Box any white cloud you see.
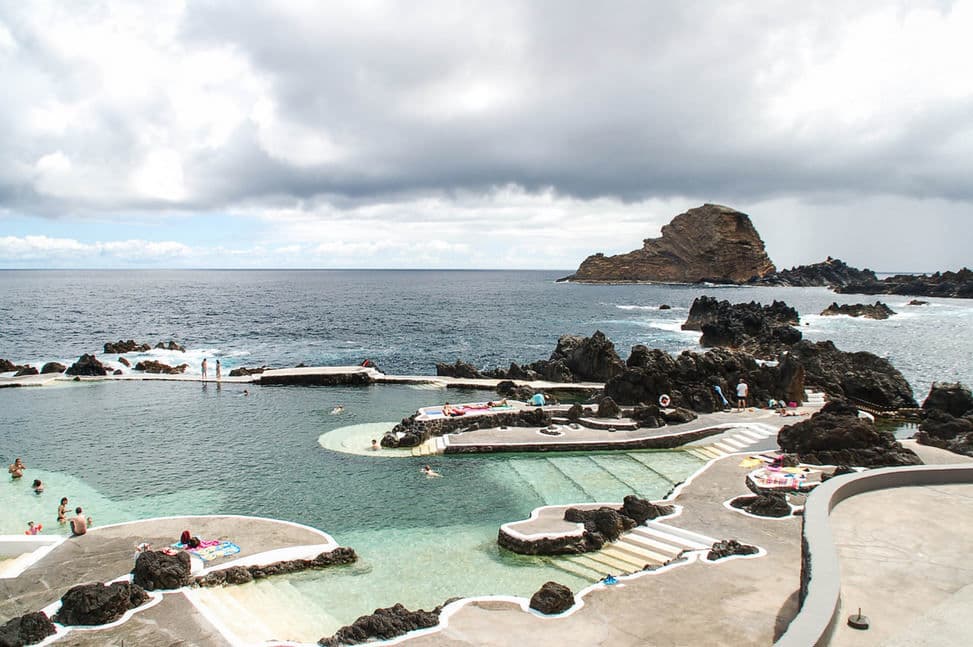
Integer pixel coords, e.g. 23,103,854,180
0,235,192,262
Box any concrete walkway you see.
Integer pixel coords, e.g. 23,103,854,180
0,515,337,646
407,452,805,646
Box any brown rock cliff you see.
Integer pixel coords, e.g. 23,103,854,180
564,204,776,283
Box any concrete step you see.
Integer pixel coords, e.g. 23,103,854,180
684,448,713,461
599,545,654,571
695,446,725,459
732,429,766,442
612,537,671,564
711,441,738,454
622,531,685,559
574,550,637,574
646,522,716,549
720,436,750,449
549,556,603,582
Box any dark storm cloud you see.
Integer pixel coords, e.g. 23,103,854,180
1,1,971,216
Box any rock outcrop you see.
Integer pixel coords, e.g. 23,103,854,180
785,341,916,410
529,582,575,615
730,493,792,518
104,340,151,354
131,550,192,591
65,354,107,377
155,341,186,352
444,331,626,384
707,539,759,561
228,366,267,377
319,603,443,646
915,383,973,458
820,302,896,320
134,360,189,374
777,400,921,467
0,359,30,374
0,611,57,646
757,257,877,287
13,366,38,377
562,204,776,284
384,408,552,448
52,582,150,626
682,296,801,358
836,267,973,299
40,362,66,374
195,547,357,587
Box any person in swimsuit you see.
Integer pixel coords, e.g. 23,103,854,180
201,358,208,381
58,497,69,524
70,507,88,536
8,457,25,479
215,359,222,381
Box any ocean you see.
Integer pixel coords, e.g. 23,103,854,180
2,269,971,638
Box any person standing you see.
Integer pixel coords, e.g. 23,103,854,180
57,497,69,523
215,359,222,381
736,378,749,411
201,358,208,381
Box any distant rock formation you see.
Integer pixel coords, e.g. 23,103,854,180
836,267,973,299
41,362,66,374
777,400,921,467
104,340,151,354
134,360,189,374
228,366,268,377
439,331,626,383
0,359,30,374
820,301,896,320
757,257,877,287
561,204,776,284
915,382,973,458
13,365,38,377
681,296,801,358
65,354,108,377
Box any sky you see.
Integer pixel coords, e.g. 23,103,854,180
0,1,971,272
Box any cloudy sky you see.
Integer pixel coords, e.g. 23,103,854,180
1,1,971,271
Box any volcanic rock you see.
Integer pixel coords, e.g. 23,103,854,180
117,357,131,367
621,495,674,524
0,359,21,373
65,354,107,377
707,539,759,561
596,396,622,418
915,383,973,457
134,360,189,374
228,366,267,377
663,407,698,424
40,362,66,374
659,304,672,310
0,611,56,647
131,550,192,591
529,581,575,615
837,267,973,299
13,366,38,377
778,400,921,467
319,603,442,646
820,301,896,320
564,507,636,546
435,360,483,379
631,404,665,428
758,257,877,288
52,582,149,626
682,296,801,358
562,204,776,284
196,547,358,587
155,340,186,352
104,340,150,354
732,493,792,518
786,340,916,409
908,299,929,306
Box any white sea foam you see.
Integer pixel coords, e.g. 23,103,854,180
615,304,687,312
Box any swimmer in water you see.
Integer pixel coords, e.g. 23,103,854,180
421,465,442,478
371,439,379,451
331,404,345,415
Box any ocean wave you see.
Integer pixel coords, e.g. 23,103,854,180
615,304,687,312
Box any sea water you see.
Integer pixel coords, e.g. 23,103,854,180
2,270,972,636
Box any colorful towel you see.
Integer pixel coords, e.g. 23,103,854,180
171,540,241,562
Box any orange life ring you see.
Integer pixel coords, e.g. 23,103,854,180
659,394,671,407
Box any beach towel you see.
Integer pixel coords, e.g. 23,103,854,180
172,539,241,562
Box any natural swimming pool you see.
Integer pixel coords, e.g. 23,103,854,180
1,380,703,639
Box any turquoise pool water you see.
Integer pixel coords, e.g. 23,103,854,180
0,380,702,634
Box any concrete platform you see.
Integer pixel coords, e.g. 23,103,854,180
0,515,339,646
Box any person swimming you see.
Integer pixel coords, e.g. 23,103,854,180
331,404,345,415
371,439,379,451
421,465,442,478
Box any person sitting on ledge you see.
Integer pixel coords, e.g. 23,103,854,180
529,392,546,407
70,507,90,536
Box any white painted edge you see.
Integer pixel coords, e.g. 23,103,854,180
499,502,684,542
35,584,166,647
198,542,339,575
88,514,336,545
0,536,66,578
